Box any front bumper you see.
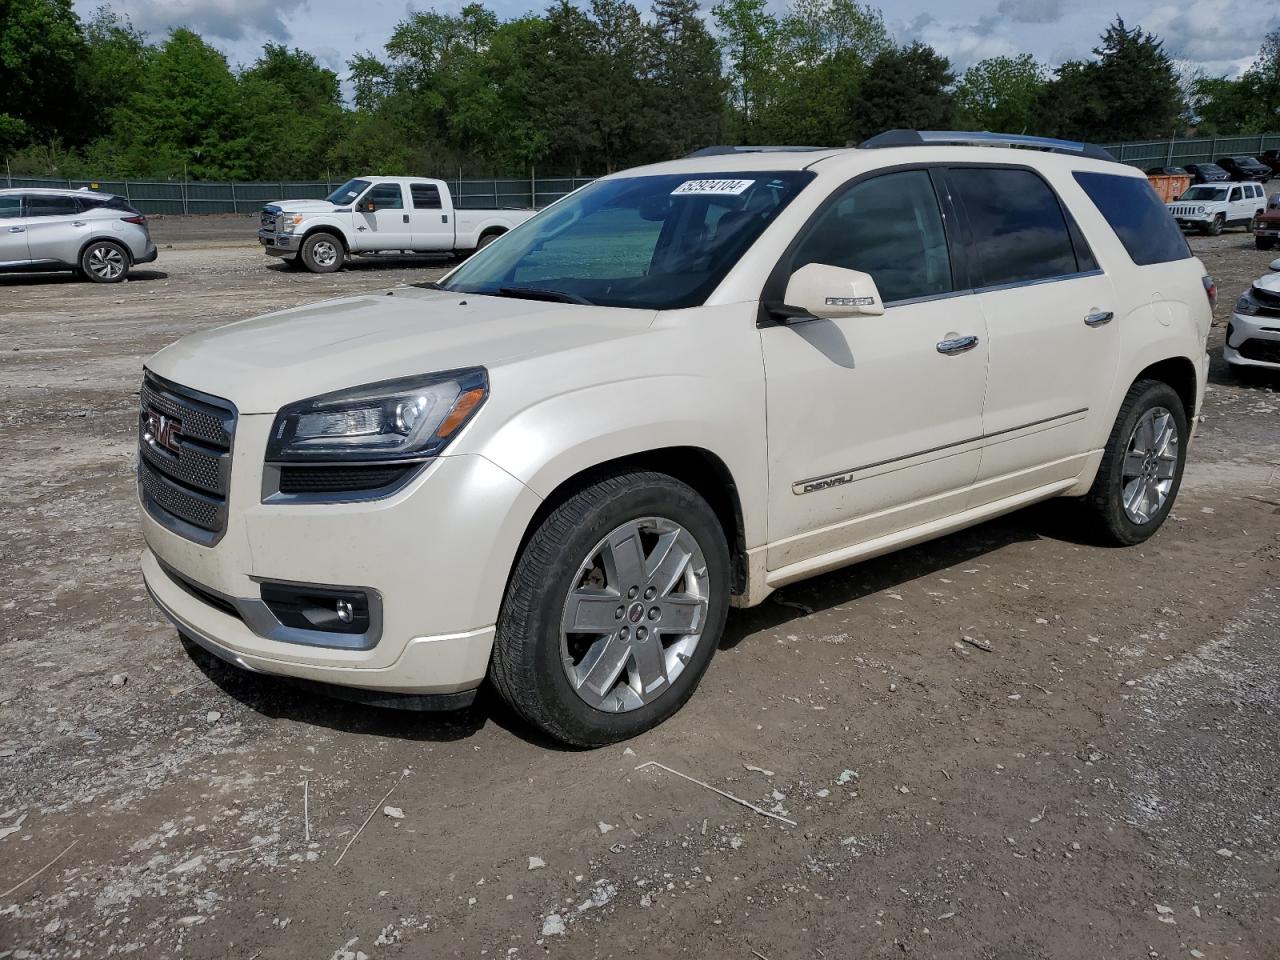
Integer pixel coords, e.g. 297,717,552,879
140,411,543,696
1224,311,1280,369
258,230,301,257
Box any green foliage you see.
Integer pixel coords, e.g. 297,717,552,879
955,54,1047,133
1,1,1276,180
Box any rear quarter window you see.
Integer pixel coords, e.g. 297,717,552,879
1072,172,1191,266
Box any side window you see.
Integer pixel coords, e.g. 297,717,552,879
1229,186,1241,202
1072,171,1191,266
75,196,107,212
947,168,1078,287
26,195,79,217
410,183,442,209
789,169,952,304
0,196,21,219
364,184,404,211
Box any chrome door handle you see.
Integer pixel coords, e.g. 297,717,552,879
1084,311,1114,327
7,226,24,233
936,335,979,355
72,220,87,227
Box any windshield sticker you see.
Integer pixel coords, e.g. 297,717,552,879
672,179,755,196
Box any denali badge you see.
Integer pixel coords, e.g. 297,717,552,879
143,410,183,454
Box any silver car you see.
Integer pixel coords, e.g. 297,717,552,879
0,188,158,283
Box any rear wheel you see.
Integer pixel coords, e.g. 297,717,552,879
477,231,502,250
490,471,730,746
300,232,343,273
80,240,130,283
1078,379,1188,546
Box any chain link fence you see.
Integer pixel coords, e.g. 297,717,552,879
5,134,1278,215
0,172,598,216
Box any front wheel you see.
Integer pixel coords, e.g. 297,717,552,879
1078,379,1188,546
490,471,730,746
1257,237,1276,251
1204,214,1224,236
80,240,130,283
300,232,343,273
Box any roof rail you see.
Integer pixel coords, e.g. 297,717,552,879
857,130,1117,163
685,145,831,158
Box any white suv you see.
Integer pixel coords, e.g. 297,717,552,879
138,131,1211,745
1167,181,1267,235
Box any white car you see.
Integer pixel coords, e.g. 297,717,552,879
258,176,537,273
1167,181,1267,235
141,131,1211,745
1225,257,1280,371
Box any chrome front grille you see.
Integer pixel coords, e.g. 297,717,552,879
138,372,236,544
260,207,278,231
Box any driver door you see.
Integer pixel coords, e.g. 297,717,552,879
760,168,989,570
0,194,29,265
354,182,412,252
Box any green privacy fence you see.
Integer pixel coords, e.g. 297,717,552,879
1101,133,1280,169
0,172,598,216
5,133,1277,214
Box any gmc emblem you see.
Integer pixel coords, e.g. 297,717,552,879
143,409,183,454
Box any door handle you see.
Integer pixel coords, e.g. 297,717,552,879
1084,311,1114,327
936,335,979,355
402,214,410,223
442,214,448,223
72,220,87,227
7,226,24,233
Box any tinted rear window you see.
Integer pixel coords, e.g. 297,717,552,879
948,167,1079,287
1073,172,1191,266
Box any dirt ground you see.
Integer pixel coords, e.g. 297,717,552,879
2,215,1279,960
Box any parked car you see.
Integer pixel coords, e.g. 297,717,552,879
141,131,1210,745
1145,166,1188,176
258,177,537,273
1252,199,1280,250
1184,162,1231,184
1215,155,1274,182
1167,181,1267,234
1224,257,1280,370
1256,150,1280,172
0,188,156,283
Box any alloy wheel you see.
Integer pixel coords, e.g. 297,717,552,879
1121,406,1179,524
559,517,710,713
311,240,338,267
87,244,125,280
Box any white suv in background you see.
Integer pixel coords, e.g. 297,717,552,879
1167,181,1267,235
139,131,1211,746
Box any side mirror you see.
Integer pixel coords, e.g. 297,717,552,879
365,200,377,212
1270,257,1280,272
769,263,885,324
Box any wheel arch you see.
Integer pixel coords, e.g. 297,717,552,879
300,224,349,252
510,447,749,599
1132,355,1199,423
77,234,132,268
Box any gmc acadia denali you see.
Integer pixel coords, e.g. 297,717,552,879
139,131,1212,746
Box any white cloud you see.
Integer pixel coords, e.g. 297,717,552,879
104,0,311,43
1139,0,1279,76
995,0,1063,25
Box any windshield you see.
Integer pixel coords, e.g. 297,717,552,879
440,171,815,309
326,178,370,205
1180,186,1228,201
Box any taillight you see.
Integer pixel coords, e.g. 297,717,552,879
1202,275,1216,310
122,215,146,225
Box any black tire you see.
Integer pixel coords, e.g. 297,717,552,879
1078,379,1188,546
79,240,130,283
490,470,730,747
1205,214,1224,236
1257,237,1276,251
476,231,502,250
300,232,343,273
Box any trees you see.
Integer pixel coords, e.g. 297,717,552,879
0,0,86,153
955,54,1047,134
1195,28,1280,134
847,43,954,143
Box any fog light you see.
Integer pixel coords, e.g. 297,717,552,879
260,583,370,635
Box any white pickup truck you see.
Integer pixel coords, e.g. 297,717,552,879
258,176,537,273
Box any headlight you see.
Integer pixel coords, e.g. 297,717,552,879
267,368,488,462
1235,290,1260,316
279,213,303,233
1197,205,1206,215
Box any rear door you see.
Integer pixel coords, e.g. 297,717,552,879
407,182,454,251
353,182,412,251
0,195,30,264
944,165,1117,502
23,193,82,264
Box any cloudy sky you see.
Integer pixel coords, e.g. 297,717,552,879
74,0,1277,82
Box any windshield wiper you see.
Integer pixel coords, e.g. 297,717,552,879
496,286,593,306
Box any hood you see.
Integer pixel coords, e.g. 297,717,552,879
265,199,340,214
1255,271,1280,295
146,288,657,414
